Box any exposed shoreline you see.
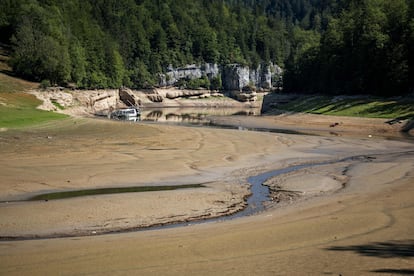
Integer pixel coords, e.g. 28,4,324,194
0,112,413,240
1,100,413,274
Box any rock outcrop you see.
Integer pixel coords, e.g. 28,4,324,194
222,63,282,91
143,89,163,102
222,65,250,92
31,89,74,111
231,86,257,102
75,90,119,111
119,87,141,106
160,64,220,87
166,89,208,99
30,89,120,114
158,62,283,97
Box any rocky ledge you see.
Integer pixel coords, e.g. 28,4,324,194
30,86,261,117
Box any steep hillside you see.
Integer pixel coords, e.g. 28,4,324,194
0,0,333,89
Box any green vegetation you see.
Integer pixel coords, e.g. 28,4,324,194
0,0,342,90
0,91,67,128
0,0,412,96
277,95,414,119
29,184,205,201
0,67,36,94
0,65,67,128
51,100,64,110
284,0,414,96
177,76,211,90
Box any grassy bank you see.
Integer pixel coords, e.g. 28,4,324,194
266,94,414,119
0,48,67,129
0,93,67,129
0,73,67,129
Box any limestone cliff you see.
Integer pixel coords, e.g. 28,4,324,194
158,63,282,93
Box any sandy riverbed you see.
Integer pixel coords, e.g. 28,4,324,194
0,113,413,275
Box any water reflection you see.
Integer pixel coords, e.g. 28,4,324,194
139,107,261,125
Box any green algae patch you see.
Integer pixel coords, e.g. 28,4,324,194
29,184,205,201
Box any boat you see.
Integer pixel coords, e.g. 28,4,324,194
110,107,141,121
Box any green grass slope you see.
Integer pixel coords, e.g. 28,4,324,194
268,94,414,120
0,49,67,129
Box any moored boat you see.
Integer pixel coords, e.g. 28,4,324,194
110,107,141,121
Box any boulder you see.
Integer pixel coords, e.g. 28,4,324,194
91,93,115,111
119,87,141,106
147,94,163,102
72,90,119,113
166,90,207,99
143,89,164,102
231,90,257,102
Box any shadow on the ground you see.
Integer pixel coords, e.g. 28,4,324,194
326,240,414,258
371,268,414,275
326,241,414,274
402,118,414,133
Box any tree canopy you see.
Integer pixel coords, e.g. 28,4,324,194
284,0,414,96
0,0,412,96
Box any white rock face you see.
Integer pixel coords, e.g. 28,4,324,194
160,63,220,87
159,62,282,92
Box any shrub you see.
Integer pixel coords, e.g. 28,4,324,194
40,79,51,90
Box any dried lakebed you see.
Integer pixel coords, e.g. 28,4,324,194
2,150,409,240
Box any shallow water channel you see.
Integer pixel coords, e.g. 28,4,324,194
109,106,316,136
31,156,374,234
108,106,260,124
147,155,382,231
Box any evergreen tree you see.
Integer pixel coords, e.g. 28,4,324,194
285,0,413,96
2,0,410,94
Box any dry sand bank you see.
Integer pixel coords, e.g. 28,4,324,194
0,114,413,275
0,117,300,238
210,112,413,139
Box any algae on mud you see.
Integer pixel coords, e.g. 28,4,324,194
29,184,206,201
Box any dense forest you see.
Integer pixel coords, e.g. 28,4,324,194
283,0,414,96
0,0,413,96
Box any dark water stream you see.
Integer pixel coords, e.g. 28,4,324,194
129,163,319,232
135,155,376,232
